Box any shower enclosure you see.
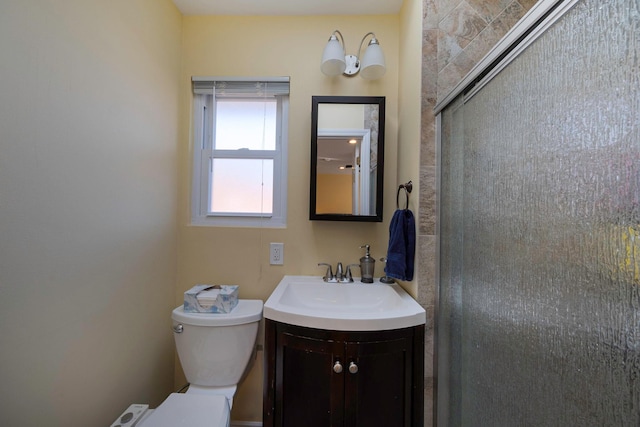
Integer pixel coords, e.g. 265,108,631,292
437,0,639,425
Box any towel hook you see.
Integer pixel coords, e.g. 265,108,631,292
396,181,412,210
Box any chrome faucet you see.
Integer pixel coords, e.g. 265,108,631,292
335,262,344,281
318,262,354,283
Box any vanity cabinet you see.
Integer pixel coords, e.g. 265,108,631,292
263,320,424,427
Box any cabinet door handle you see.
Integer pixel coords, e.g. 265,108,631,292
333,361,343,374
349,361,358,374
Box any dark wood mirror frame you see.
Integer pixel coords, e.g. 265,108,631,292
309,96,385,222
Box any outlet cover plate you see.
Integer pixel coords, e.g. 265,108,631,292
270,243,284,265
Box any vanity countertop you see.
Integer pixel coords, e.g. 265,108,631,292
264,275,426,331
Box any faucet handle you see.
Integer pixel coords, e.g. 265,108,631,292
318,263,336,282
345,264,359,282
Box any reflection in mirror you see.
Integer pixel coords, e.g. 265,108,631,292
310,96,385,222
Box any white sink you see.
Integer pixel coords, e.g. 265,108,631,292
264,275,426,331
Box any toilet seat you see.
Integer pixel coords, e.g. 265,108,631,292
139,393,229,427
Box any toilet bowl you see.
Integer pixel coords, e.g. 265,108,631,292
117,299,263,427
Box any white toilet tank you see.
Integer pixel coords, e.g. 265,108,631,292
172,300,263,387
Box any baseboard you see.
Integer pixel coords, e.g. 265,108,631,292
230,421,262,427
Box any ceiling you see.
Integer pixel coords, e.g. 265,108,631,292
317,137,360,175
171,0,404,16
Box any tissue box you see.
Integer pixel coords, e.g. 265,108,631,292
184,284,239,313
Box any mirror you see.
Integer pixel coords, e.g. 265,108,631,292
310,96,385,222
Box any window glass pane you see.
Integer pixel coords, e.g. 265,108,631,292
210,159,273,214
215,99,276,150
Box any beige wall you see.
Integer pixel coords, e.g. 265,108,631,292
0,0,182,425
318,103,365,128
316,174,353,214
398,0,424,299
177,14,401,422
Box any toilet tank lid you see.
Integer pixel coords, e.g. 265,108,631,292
172,299,263,326
140,393,229,427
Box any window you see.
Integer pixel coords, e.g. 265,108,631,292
191,77,289,227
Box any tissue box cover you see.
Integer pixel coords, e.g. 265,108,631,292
184,284,239,313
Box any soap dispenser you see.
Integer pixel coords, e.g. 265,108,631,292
359,244,375,283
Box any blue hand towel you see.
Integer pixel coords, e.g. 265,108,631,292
385,209,416,281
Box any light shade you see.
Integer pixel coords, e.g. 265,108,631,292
359,39,386,80
321,35,346,76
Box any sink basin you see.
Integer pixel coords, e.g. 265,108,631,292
264,275,426,331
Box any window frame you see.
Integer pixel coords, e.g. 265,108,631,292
190,79,289,228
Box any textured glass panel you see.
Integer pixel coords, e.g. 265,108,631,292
439,0,639,425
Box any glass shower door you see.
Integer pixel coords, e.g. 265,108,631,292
438,0,640,425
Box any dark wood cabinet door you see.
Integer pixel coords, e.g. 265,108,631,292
264,320,424,427
344,334,414,427
277,331,344,427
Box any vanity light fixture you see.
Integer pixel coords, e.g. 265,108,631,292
320,30,386,80
349,139,358,144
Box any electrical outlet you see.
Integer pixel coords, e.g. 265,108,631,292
270,243,284,265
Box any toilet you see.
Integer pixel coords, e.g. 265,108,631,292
134,299,263,427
